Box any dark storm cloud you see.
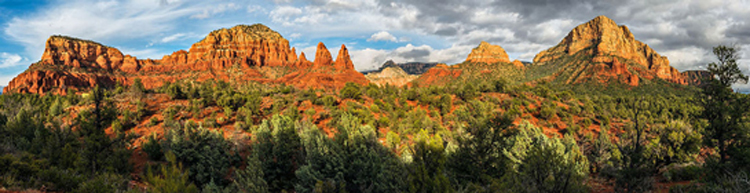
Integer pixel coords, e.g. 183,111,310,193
434,27,458,36
397,47,431,59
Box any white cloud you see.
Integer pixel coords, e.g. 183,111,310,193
161,33,186,43
350,48,389,70
247,5,263,13
367,31,398,42
270,6,303,26
0,53,23,68
661,46,711,70
4,0,204,60
0,74,17,86
191,3,242,19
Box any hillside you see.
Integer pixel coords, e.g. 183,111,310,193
3,24,368,95
361,60,439,75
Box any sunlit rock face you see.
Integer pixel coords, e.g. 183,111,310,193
5,24,368,94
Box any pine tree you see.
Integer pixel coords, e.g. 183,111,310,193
702,45,749,164
233,153,269,193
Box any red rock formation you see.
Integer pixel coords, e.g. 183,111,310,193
40,36,124,71
533,15,687,85
295,52,313,67
466,41,511,64
334,44,355,71
4,24,368,94
314,42,333,67
187,24,295,67
511,60,525,68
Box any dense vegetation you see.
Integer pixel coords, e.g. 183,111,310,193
0,45,749,192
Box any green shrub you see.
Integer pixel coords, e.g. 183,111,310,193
540,106,557,120
143,133,163,161
148,117,159,127
166,82,185,100
339,82,362,100
500,123,589,192
144,152,199,193
73,173,128,193
130,78,146,95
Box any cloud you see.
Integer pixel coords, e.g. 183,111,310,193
161,33,187,43
247,5,263,13
394,44,431,59
190,3,242,19
4,0,203,60
350,48,390,70
270,6,303,26
367,31,398,42
0,53,23,69
0,74,17,86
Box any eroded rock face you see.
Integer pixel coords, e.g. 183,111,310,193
4,24,368,94
187,24,295,67
533,15,687,85
466,41,511,64
40,36,125,70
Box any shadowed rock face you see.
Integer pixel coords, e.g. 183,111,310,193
682,70,712,87
5,24,368,94
533,15,687,86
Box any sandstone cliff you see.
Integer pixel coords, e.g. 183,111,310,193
533,15,687,86
4,24,368,94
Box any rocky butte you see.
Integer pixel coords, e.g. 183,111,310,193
466,41,524,68
364,60,418,87
412,41,524,86
4,24,368,95
533,15,687,86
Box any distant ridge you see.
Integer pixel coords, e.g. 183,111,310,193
362,60,439,75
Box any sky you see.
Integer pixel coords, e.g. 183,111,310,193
1,0,749,91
